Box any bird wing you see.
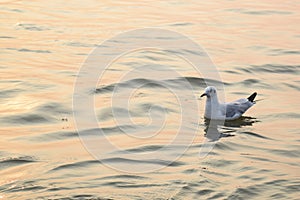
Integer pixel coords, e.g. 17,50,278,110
223,98,254,119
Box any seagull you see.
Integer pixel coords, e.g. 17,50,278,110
200,86,257,120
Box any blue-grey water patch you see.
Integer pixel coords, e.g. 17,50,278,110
5,47,52,54
15,23,50,31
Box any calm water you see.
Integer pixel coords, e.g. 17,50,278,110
1,0,300,199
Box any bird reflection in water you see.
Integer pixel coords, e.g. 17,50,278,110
199,116,259,158
205,116,259,140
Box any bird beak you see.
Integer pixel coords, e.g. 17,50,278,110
200,93,207,98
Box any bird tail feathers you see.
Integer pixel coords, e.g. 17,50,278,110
247,92,257,102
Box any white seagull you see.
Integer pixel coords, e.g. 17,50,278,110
200,86,257,120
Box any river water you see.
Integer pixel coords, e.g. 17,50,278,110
1,0,299,199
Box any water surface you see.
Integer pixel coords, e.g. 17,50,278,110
1,0,299,199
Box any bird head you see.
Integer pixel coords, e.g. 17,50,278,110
200,86,217,98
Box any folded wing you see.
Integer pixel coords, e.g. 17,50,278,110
223,98,255,120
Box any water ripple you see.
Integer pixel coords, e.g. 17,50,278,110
35,102,71,115
94,77,228,95
1,113,56,125
225,8,293,15
283,82,300,91
0,156,36,170
50,160,99,172
240,131,271,140
6,47,51,54
15,23,50,31
0,88,23,99
101,157,184,167
268,49,300,56
101,181,166,188
96,174,149,181
238,64,300,75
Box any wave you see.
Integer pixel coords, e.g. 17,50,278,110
0,113,56,125
100,157,184,167
0,156,36,170
49,160,99,172
6,47,51,54
237,64,300,75
94,76,228,95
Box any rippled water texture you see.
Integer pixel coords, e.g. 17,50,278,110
1,0,300,199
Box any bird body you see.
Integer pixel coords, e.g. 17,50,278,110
201,86,257,120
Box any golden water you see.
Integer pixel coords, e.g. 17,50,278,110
1,0,299,199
